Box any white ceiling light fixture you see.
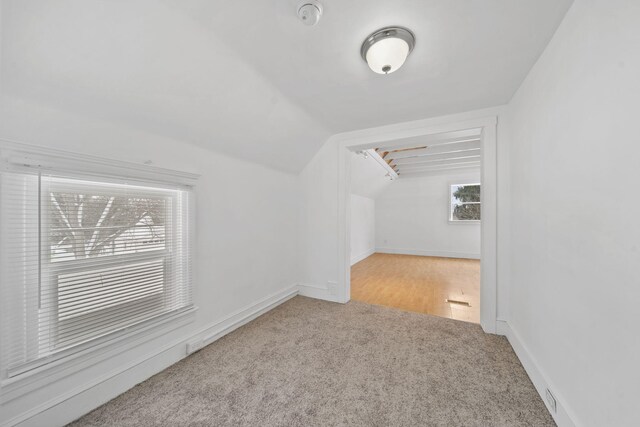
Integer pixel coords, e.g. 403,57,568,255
297,1,323,26
361,27,416,75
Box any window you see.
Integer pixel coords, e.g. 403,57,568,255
0,154,194,379
450,183,481,222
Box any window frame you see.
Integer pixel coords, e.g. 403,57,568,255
0,142,199,399
449,182,482,223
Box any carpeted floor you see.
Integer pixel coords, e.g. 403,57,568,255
70,296,555,427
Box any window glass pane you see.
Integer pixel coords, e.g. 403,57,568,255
452,184,481,203
49,190,167,262
451,184,481,221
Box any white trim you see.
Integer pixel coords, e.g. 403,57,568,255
331,113,495,149
197,286,298,348
350,248,375,266
297,283,340,302
334,112,499,332
338,141,351,304
497,320,581,427
0,307,197,402
0,139,200,187
479,120,497,333
2,285,298,427
375,248,480,260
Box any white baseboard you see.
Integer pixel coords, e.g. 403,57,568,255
350,248,375,266
197,286,298,348
297,283,340,302
497,320,579,427
7,285,298,427
375,247,480,260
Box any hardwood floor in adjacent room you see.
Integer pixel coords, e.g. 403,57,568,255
351,253,480,323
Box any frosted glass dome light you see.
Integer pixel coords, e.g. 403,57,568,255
361,27,415,75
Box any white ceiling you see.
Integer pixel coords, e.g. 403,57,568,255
0,0,573,172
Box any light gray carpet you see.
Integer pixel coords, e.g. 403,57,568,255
70,296,555,426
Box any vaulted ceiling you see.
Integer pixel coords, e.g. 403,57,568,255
0,0,573,172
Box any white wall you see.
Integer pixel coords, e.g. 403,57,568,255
349,152,390,265
505,1,640,426
0,96,300,426
376,169,481,259
350,151,392,199
350,194,375,265
0,0,329,173
297,140,341,300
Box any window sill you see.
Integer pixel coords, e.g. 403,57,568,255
448,220,481,224
0,305,197,404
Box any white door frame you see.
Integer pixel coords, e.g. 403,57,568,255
334,115,498,334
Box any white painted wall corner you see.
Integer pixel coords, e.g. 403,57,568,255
297,283,341,303
350,248,375,266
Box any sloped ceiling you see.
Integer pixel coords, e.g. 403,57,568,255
0,0,573,172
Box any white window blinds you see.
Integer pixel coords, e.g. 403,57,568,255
0,162,194,379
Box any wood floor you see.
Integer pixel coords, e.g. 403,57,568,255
351,253,480,323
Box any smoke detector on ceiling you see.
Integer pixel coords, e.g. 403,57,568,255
297,1,322,26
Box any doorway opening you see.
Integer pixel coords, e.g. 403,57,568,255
336,116,497,333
